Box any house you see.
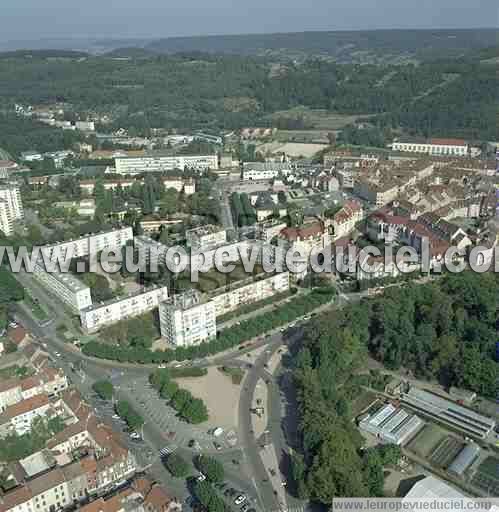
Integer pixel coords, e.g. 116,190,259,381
332,200,364,240
0,394,52,436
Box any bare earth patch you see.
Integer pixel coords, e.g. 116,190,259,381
174,367,241,431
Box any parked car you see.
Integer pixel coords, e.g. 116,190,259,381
234,495,246,506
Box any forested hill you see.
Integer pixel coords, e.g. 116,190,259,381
146,28,499,63
290,272,498,504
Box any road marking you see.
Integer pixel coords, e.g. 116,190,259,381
159,445,177,457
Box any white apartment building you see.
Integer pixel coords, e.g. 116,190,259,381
33,262,92,313
159,291,217,347
0,182,24,236
210,272,290,317
185,225,227,250
75,121,95,131
0,379,23,412
242,162,292,181
40,227,133,260
0,160,19,179
0,394,52,436
115,153,218,175
392,138,479,157
80,286,169,333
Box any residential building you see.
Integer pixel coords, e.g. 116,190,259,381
0,379,23,412
0,160,19,179
242,162,291,181
209,273,290,317
40,227,133,260
33,262,92,313
159,291,216,347
332,200,364,240
75,121,95,132
185,225,227,251
0,394,52,436
77,199,96,217
21,150,43,162
80,286,169,334
354,179,400,207
392,138,477,157
0,182,24,236
115,153,218,175
161,177,196,195
257,220,287,242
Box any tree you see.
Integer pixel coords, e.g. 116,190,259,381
164,453,189,478
160,380,179,400
172,389,193,411
196,455,224,483
92,380,114,400
181,398,209,424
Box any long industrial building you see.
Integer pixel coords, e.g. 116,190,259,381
401,388,496,440
115,153,218,175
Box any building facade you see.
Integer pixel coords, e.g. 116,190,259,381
115,154,218,175
0,182,24,236
80,286,169,334
159,291,217,348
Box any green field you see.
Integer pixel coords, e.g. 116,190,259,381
472,457,499,495
406,424,447,459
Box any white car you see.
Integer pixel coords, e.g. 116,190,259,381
197,473,206,482
234,495,246,506
54,352,61,358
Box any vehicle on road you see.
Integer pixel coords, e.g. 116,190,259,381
234,495,246,506
197,473,206,482
213,441,222,451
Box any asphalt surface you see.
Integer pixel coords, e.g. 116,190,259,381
14,267,366,512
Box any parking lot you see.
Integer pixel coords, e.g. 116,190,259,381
120,375,238,453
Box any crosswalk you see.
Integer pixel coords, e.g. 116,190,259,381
159,445,177,458
271,505,309,512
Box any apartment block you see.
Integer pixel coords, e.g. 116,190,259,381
115,153,218,175
332,200,364,240
159,291,217,348
392,138,475,157
185,225,227,251
80,286,169,334
0,182,24,236
33,261,92,313
209,272,290,317
40,227,133,260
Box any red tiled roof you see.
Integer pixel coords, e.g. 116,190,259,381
430,138,467,147
2,393,50,419
8,326,28,345
280,222,324,241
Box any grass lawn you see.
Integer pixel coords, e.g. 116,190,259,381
0,365,34,380
23,292,49,321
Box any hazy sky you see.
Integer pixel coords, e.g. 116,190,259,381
1,0,497,42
